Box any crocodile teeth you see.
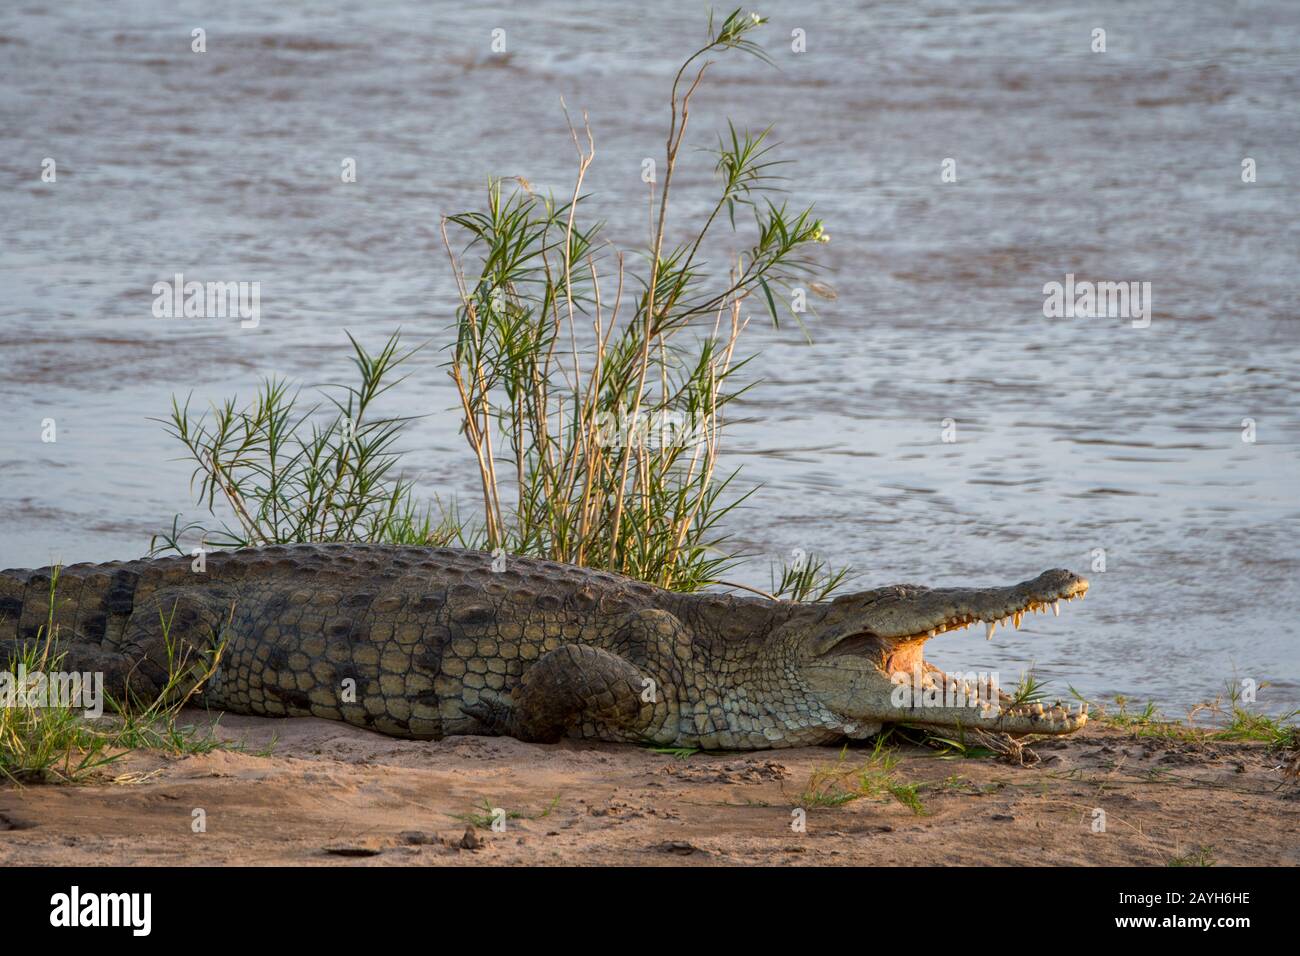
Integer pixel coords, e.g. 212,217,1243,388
1053,601,1060,617
985,621,997,640
1013,612,1023,629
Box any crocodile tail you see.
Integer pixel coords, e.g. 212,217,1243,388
0,560,143,658
0,565,57,648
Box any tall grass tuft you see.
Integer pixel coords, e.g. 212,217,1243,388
152,331,467,554
153,10,845,596
440,9,830,589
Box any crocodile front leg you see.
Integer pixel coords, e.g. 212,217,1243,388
464,644,656,743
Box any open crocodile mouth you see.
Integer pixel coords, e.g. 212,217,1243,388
826,569,1091,733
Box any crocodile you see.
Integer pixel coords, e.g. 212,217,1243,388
0,544,1090,749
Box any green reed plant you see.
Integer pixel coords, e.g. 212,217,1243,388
769,553,853,603
1006,667,1051,709
152,331,466,554
153,9,845,598
441,9,831,590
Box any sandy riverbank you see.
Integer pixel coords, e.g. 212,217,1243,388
1,711,1296,866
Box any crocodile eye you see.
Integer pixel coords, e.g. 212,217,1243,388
822,632,882,657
